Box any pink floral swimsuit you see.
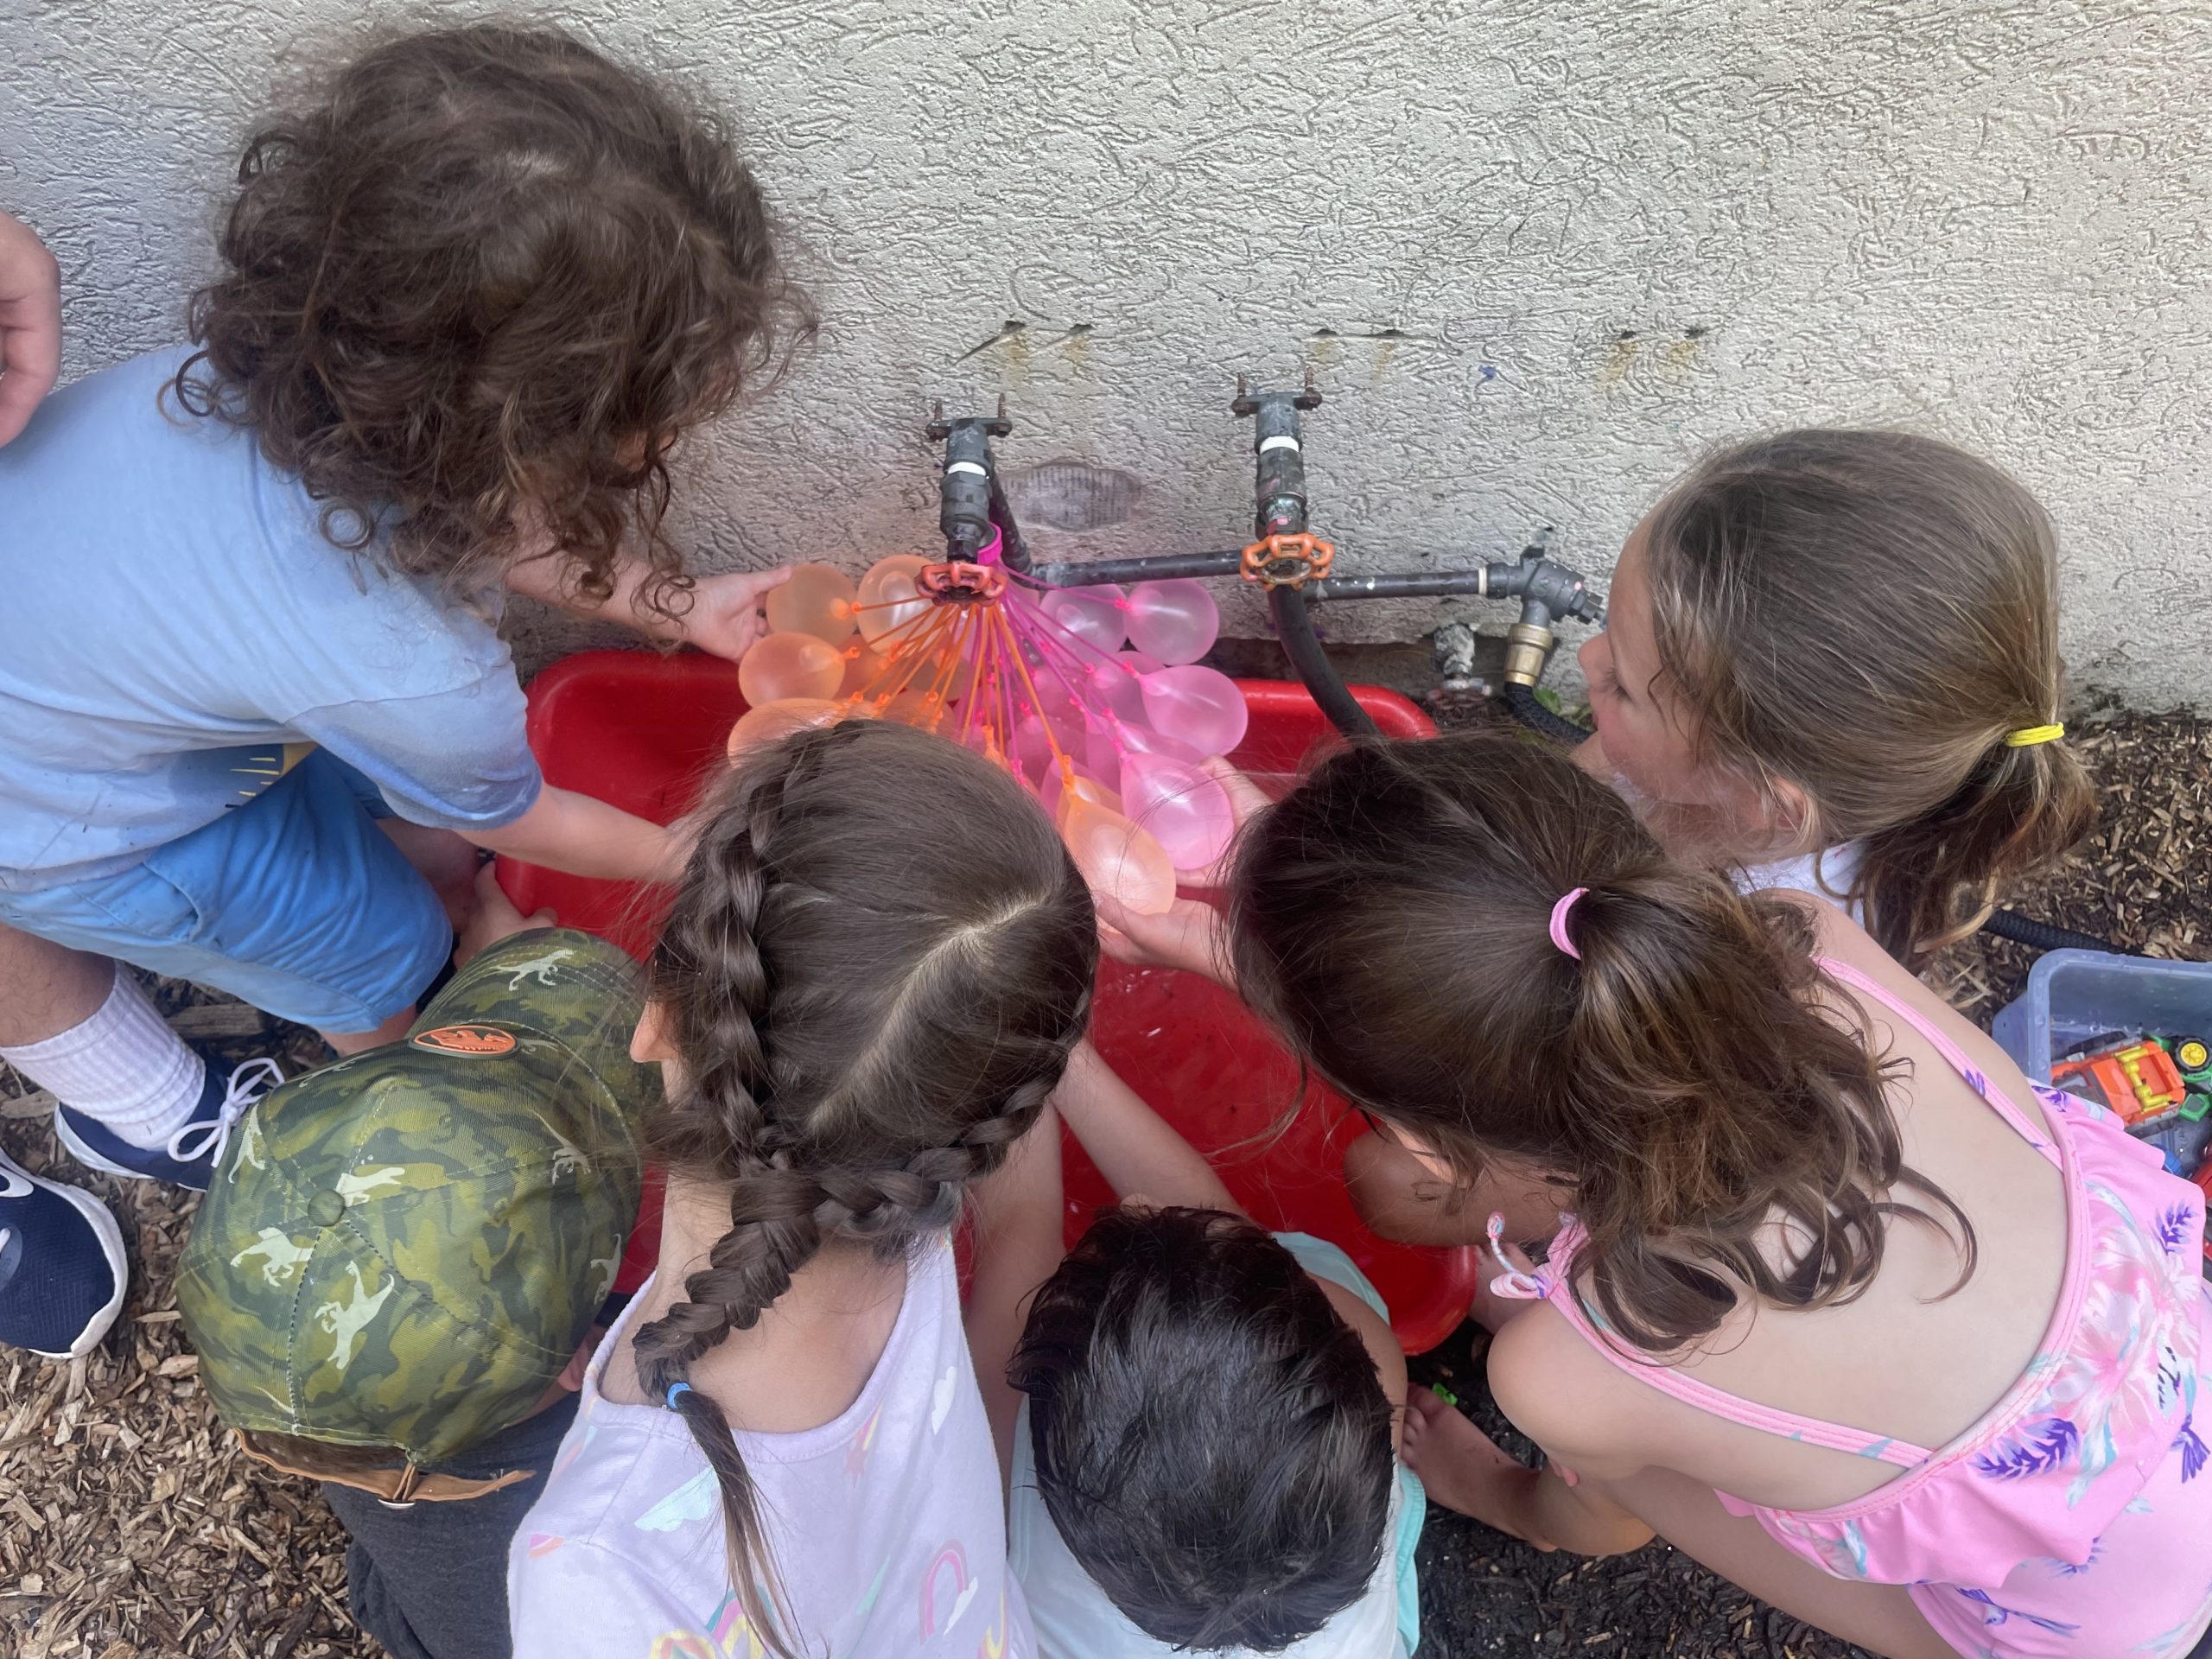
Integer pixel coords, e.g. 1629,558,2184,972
1505,958,2212,1658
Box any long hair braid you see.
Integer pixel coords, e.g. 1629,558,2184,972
626,720,1096,1656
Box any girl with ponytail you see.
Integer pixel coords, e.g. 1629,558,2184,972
509,719,1096,1659
1579,428,2092,965
1223,732,2211,1659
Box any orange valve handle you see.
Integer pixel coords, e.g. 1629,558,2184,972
1239,532,1336,591
916,561,1007,602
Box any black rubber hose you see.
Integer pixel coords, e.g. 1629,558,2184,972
1980,907,2122,956
1493,685,2134,958
1503,682,1595,748
1269,584,1379,739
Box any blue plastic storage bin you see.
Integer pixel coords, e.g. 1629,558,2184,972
1990,949,2212,1176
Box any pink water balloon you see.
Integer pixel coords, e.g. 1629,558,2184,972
1123,579,1220,665
1089,649,1162,726
1060,797,1178,915
1039,584,1127,653
1084,717,1126,792
959,722,1012,770
1025,656,1081,721
765,563,860,645
739,631,846,706
1138,664,1249,757
1119,721,1207,766
1014,713,1055,781
1121,751,1238,873
856,555,932,645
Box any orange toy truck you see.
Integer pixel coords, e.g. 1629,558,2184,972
2051,1039,2190,1128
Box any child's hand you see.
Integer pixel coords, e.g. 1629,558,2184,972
1096,892,1231,988
1402,1389,1560,1551
455,862,556,967
1176,756,1273,890
676,567,793,663
0,210,61,448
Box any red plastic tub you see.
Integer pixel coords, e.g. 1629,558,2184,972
499,650,1481,1353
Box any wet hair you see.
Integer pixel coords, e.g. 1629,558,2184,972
1640,429,2093,963
631,721,1096,1656
1230,732,1974,1355
1010,1206,1395,1652
174,22,811,616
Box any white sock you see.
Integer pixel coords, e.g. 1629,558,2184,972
0,973,205,1148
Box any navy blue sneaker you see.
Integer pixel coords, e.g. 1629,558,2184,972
0,1147,128,1358
56,1054,283,1192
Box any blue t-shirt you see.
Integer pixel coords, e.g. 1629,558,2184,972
0,347,541,890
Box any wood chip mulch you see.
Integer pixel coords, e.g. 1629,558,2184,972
2,704,2205,1659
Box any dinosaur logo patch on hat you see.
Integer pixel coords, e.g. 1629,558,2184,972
411,1025,518,1057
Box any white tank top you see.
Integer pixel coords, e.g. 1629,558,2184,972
510,1233,1032,1658
1734,840,1866,921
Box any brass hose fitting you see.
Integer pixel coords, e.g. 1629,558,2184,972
1503,620,1557,688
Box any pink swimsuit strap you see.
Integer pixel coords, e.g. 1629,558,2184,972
1502,955,2058,1471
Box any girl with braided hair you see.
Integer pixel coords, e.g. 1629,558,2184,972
509,718,1096,1659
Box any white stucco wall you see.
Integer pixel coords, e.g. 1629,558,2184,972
8,0,2211,705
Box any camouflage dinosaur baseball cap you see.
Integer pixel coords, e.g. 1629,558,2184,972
177,929,652,1491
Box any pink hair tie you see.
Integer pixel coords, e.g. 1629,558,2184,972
1548,887,1589,960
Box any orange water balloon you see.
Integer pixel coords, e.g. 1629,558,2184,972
1060,798,1177,915
1041,766,1122,822
878,685,952,728
739,631,847,706
838,643,890,696
856,555,932,645
765,563,860,645
724,696,864,761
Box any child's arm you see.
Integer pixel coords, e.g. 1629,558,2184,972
505,552,790,664
964,1102,1069,1490
1054,1040,1243,1217
459,785,690,885
0,208,60,447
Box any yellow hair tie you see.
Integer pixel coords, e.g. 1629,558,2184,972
2004,722,2065,747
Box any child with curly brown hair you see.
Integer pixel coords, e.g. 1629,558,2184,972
0,23,810,1202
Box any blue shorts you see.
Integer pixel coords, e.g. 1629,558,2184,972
0,752,451,1032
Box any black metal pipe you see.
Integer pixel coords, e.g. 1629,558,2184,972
1024,552,1608,615
1027,550,1248,587
1028,551,1504,593
1270,584,1379,739
1310,566,1514,601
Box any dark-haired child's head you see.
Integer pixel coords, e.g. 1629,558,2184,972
1011,1206,1395,1652
178,22,811,611
1581,428,2092,962
1228,733,1974,1354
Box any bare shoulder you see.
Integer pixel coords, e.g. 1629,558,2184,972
1485,1302,1656,1478
1317,1279,1409,1448
1790,897,2039,1113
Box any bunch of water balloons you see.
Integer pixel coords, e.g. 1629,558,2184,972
728,539,1244,913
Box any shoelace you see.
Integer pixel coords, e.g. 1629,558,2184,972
168,1057,284,1169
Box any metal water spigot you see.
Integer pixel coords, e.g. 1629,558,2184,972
926,397,1025,567
1495,531,1605,687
